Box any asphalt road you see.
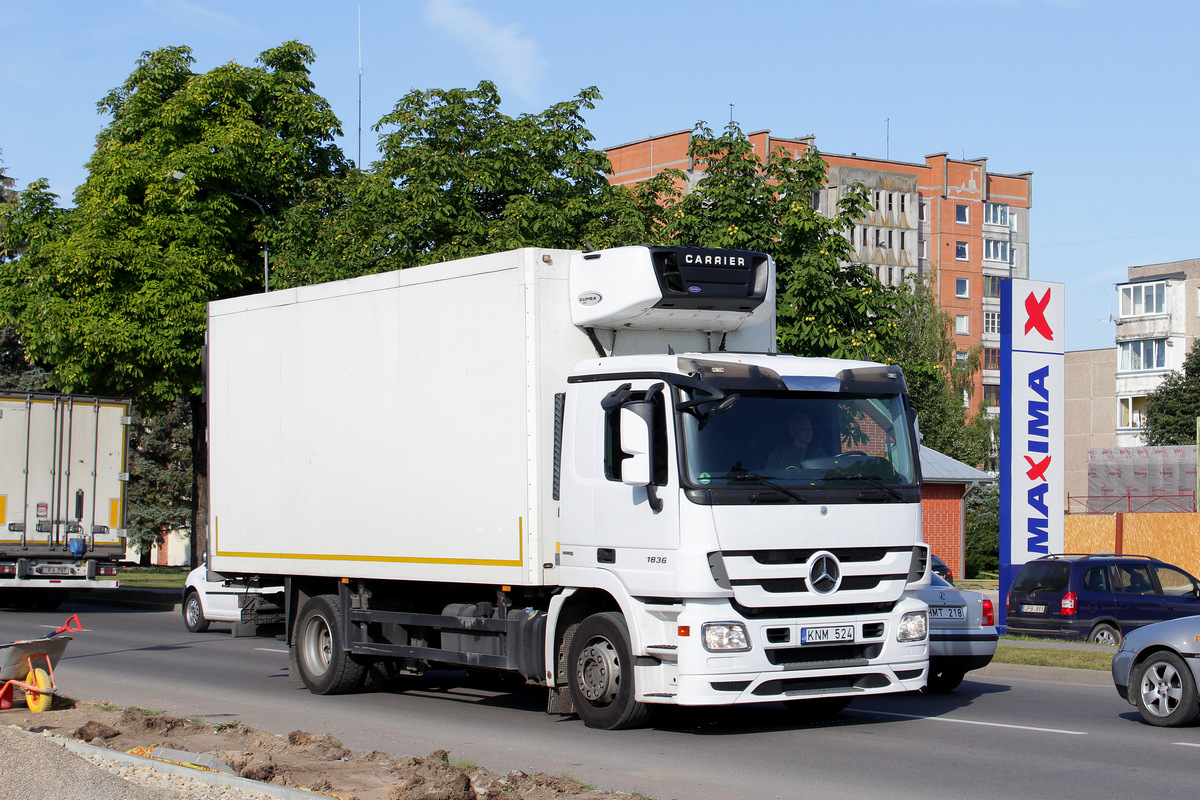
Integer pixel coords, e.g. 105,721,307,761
1,597,1196,800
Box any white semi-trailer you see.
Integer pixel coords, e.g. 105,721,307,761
0,392,128,608
206,245,930,728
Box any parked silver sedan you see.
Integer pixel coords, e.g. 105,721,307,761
917,573,998,692
1112,616,1200,726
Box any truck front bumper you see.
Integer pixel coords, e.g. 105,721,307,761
632,595,929,705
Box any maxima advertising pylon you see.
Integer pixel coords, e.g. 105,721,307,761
999,279,1064,629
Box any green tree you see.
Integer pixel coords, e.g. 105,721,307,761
964,482,999,578
271,81,669,286
0,42,346,403
659,122,897,360
0,155,49,390
126,397,193,560
0,43,347,563
1143,341,1200,445
890,275,995,467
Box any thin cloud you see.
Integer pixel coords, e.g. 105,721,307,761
423,0,546,103
141,0,252,36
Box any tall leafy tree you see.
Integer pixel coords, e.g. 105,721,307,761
1143,342,1200,445
0,42,347,562
126,398,193,560
271,81,668,286
659,122,897,361
891,275,995,467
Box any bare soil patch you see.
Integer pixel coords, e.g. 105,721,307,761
3,698,646,800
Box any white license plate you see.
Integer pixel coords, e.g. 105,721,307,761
929,606,965,620
1021,604,1046,614
801,625,855,644
37,566,71,575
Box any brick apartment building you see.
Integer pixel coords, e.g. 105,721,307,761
605,129,1033,411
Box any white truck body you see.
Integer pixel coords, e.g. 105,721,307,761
206,246,930,728
0,393,128,602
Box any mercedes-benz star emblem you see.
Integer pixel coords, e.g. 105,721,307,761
808,552,842,594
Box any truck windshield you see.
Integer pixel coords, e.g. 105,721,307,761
679,390,918,488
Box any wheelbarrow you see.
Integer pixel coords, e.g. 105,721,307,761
0,615,82,713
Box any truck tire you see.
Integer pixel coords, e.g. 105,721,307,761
567,612,652,730
295,594,365,694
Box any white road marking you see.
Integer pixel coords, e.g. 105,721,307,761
851,709,1087,735
254,647,289,654
1173,741,1200,748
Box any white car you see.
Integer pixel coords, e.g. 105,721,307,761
917,573,998,692
182,563,283,634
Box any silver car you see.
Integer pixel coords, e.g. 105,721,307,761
1112,616,1200,726
917,573,998,692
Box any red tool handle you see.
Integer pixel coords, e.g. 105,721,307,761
55,615,82,634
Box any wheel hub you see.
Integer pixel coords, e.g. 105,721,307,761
576,640,620,705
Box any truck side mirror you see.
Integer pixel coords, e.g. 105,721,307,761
619,402,655,487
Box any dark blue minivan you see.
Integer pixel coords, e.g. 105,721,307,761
1006,554,1200,646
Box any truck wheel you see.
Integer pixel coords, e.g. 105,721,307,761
295,595,364,695
183,592,210,633
568,612,652,730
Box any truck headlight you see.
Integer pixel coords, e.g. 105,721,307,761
897,611,928,642
702,622,751,652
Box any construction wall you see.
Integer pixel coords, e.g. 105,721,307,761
1064,513,1200,577
1084,447,1197,512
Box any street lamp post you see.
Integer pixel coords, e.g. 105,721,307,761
229,192,269,293
169,172,269,292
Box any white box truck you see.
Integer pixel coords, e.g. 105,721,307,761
205,245,931,728
0,392,128,608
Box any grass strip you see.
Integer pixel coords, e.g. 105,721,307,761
995,645,1113,671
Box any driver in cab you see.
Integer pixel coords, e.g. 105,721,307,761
767,412,819,469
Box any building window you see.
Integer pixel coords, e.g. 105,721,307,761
984,239,1011,263
919,200,927,222
900,231,906,251
1119,339,1167,371
956,350,968,363
919,239,928,260
984,311,1001,335
811,190,821,210
1119,282,1166,317
983,384,1000,406
984,275,1003,297
985,202,1009,227
900,194,907,214
956,278,969,298
1118,396,1148,428
956,204,969,224
984,348,1000,370
876,229,887,248
955,241,969,261
955,315,969,335
887,193,894,213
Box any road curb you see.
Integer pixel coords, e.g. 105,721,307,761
44,730,323,800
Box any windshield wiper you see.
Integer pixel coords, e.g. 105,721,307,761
824,473,906,502
723,472,809,504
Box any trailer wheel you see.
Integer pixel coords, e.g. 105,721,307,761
25,667,52,713
295,594,364,695
568,612,652,730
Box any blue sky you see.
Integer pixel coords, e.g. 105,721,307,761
2,0,1196,352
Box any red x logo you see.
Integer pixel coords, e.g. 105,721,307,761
1025,455,1051,482
1024,289,1054,340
